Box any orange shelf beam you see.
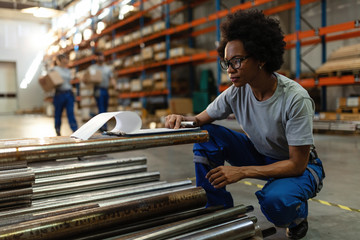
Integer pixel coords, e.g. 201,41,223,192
218,75,359,92
117,50,218,76
318,75,359,86
69,55,96,68
118,89,169,99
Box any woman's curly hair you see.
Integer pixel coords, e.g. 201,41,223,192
217,9,286,73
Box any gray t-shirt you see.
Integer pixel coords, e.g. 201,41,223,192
53,66,72,91
90,64,114,88
206,72,314,160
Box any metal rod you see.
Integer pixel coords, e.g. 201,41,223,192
31,156,147,178
171,217,258,240
0,169,35,189
0,161,27,170
0,187,207,240
73,206,225,240
32,172,161,199
34,165,147,186
0,130,209,164
0,188,33,201
115,205,254,240
0,181,193,220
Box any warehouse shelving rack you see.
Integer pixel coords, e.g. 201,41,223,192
48,0,360,113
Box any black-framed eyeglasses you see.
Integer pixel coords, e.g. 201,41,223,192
219,56,250,70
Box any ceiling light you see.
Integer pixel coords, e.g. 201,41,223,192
21,7,63,18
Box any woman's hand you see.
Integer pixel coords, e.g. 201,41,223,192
165,114,184,129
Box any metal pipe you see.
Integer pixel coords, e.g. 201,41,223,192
31,156,147,178
0,169,34,189
116,205,254,240
0,161,27,170
0,181,193,219
73,206,225,240
170,217,258,240
32,171,161,199
0,188,33,201
34,165,147,186
0,199,31,210
0,130,208,164
0,204,99,227
0,187,207,240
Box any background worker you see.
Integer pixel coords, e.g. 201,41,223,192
53,54,78,136
165,9,325,240
89,52,116,131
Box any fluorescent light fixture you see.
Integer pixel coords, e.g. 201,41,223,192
91,0,100,15
98,8,110,20
20,51,44,89
83,28,93,41
73,32,83,45
59,39,67,48
119,5,134,20
96,21,106,34
21,7,62,18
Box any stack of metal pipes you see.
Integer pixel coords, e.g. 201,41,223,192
0,132,275,239
0,162,34,210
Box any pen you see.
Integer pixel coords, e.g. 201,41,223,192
180,121,197,128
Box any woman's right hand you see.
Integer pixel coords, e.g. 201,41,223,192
165,114,185,129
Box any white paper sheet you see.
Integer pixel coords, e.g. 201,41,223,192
71,111,142,140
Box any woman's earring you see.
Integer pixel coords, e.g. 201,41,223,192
259,65,262,70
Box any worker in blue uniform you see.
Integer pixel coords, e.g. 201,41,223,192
89,52,116,131
53,54,78,136
165,9,325,240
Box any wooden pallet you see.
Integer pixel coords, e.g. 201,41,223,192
336,107,360,114
316,43,360,77
315,58,360,76
327,43,360,61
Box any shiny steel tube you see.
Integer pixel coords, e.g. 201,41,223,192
171,217,258,240
0,130,208,164
34,165,147,186
32,171,161,199
116,205,254,240
0,161,27,170
31,156,147,178
0,187,207,240
0,181,193,220
74,206,225,240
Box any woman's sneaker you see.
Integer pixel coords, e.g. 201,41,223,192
286,219,308,239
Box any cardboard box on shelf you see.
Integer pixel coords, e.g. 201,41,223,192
169,46,196,58
39,70,64,92
130,79,142,92
154,52,166,61
82,68,102,84
141,25,153,37
346,97,360,107
319,112,338,121
142,78,153,90
169,98,193,115
153,42,166,52
153,21,166,33
153,80,166,90
153,71,166,81
339,113,360,121
141,46,154,61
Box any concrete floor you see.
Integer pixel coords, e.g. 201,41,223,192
0,114,359,239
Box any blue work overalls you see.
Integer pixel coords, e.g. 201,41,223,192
53,90,78,134
193,124,325,228
94,87,109,131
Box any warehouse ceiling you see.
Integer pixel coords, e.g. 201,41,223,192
0,0,74,10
